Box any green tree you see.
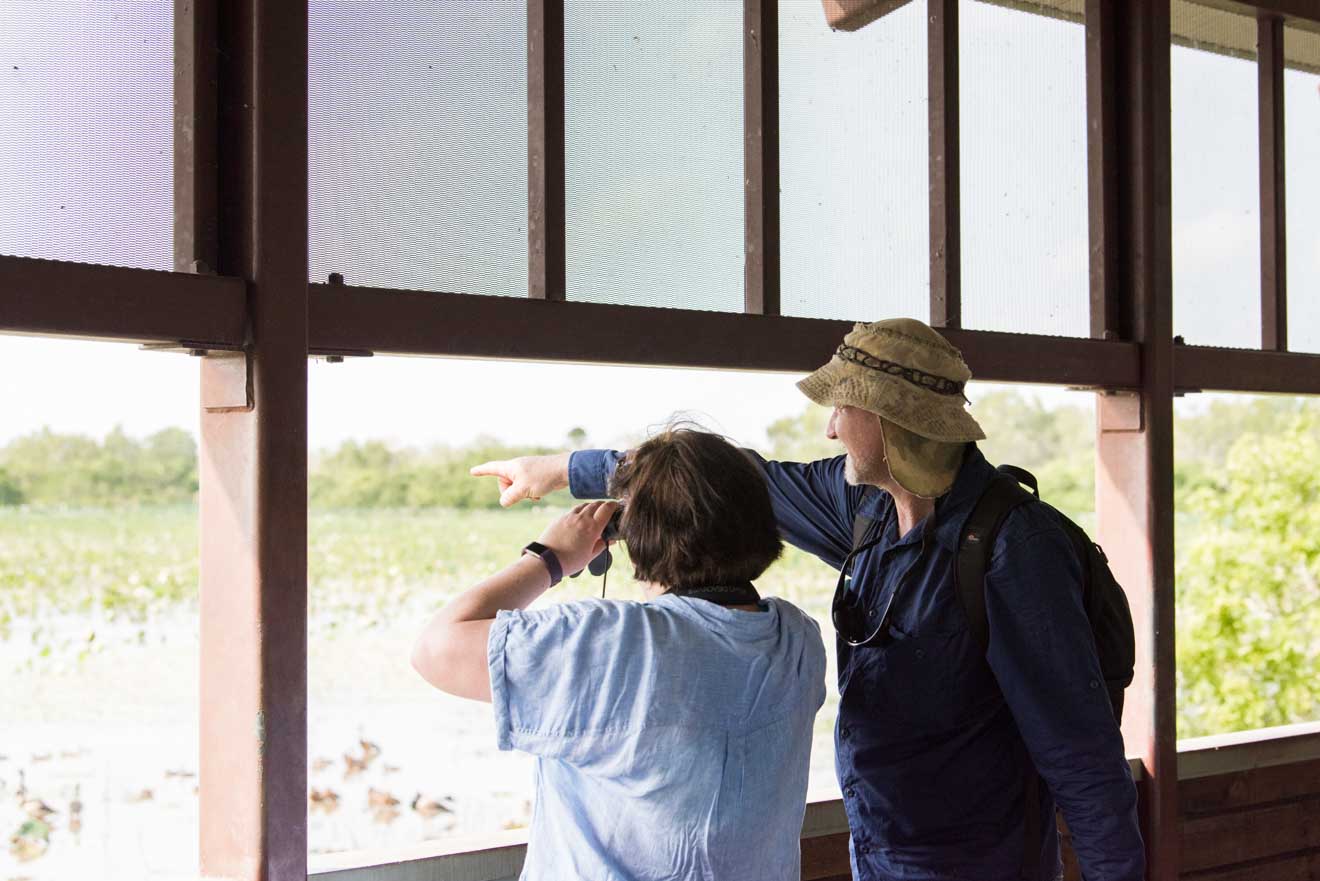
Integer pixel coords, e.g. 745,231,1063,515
0,465,23,505
307,437,573,510
765,404,835,462
0,426,197,506
969,390,1095,521
764,391,1096,520
1175,413,1320,737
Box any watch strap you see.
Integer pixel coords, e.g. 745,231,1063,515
522,541,563,586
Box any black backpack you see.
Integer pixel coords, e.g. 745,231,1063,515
851,465,1136,877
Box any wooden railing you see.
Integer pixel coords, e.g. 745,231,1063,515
308,797,850,881
1176,721,1320,880
309,727,1320,881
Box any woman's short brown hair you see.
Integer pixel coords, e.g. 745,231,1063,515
607,427,782,593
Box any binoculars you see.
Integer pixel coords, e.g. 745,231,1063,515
573,506,622,579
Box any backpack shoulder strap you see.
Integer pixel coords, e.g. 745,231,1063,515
956,465,1042,881
851,486,880,550
956,470,1035,655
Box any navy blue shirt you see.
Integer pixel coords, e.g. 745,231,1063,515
570,445,1143,881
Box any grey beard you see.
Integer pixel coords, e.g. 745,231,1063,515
844,452,886,487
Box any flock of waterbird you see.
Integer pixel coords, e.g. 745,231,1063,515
4,766,81,863
309,737,455,827
3,734,457,865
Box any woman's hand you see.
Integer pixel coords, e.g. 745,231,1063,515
470,452,572,507
536,501,619,576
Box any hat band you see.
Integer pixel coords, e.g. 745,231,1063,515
836,344,967,398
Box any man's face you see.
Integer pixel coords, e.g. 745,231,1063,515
826,405,888,486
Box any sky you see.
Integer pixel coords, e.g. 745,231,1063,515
0,333,1090,451
2,0,1318,450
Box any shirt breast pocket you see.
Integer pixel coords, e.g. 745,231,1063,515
879,626,985,734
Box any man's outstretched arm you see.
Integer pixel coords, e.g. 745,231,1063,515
473,448,863,571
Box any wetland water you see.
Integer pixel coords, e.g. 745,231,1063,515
2,507,841,879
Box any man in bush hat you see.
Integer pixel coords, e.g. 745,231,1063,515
473,318,1144,881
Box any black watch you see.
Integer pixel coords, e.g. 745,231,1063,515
521,541,563,587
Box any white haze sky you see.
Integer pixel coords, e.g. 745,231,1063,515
2,1,1318,451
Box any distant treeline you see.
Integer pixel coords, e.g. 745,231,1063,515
3,394,1318,513
0,428,575,509
0,427,197,507
307,438,572,509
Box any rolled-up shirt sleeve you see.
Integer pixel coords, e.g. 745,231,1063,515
570,448,860,570
488,600,647,766
567,449,624,500
983,517,1145,881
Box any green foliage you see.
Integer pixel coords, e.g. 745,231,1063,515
969,390,1095,522
1175,412,1320,737
765,404,836,462
0,501,839,664
307,437,573,510
766,390,1097,522
0,428,572,511
6,395,1320,739
0,465,23,505
0,426,197,506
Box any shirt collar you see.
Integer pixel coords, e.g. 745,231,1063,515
854,444,996,554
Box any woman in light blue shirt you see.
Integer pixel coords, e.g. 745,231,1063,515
414,428,827,881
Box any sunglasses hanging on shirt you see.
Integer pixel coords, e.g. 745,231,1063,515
831,513,935,647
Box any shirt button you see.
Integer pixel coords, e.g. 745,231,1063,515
915,648,925,659
840,726,850,739
845,787,856,799
1090,679,1099,689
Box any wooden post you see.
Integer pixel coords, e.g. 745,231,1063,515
1091,1,1178,877
191,0,310,878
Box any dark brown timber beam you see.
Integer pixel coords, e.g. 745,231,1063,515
306,282,1138,386
744,0,780,315
10,258,1320,397
196,0,309,878
0,255,245,345
1087,0,1123,340
1176,345,1320,395
528,0,566,301
928,0,961,328
1095,1,1178,877
1259,14,1287,351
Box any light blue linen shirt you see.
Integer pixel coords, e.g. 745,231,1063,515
488,592,827,881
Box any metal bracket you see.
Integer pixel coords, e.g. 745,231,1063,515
201,350,253,412
308,347,373,364
139,340,245,357
1097,389,1143,433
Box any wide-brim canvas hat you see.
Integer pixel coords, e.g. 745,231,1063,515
797,318,986,498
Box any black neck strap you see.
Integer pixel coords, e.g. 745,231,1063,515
672,582,762,607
